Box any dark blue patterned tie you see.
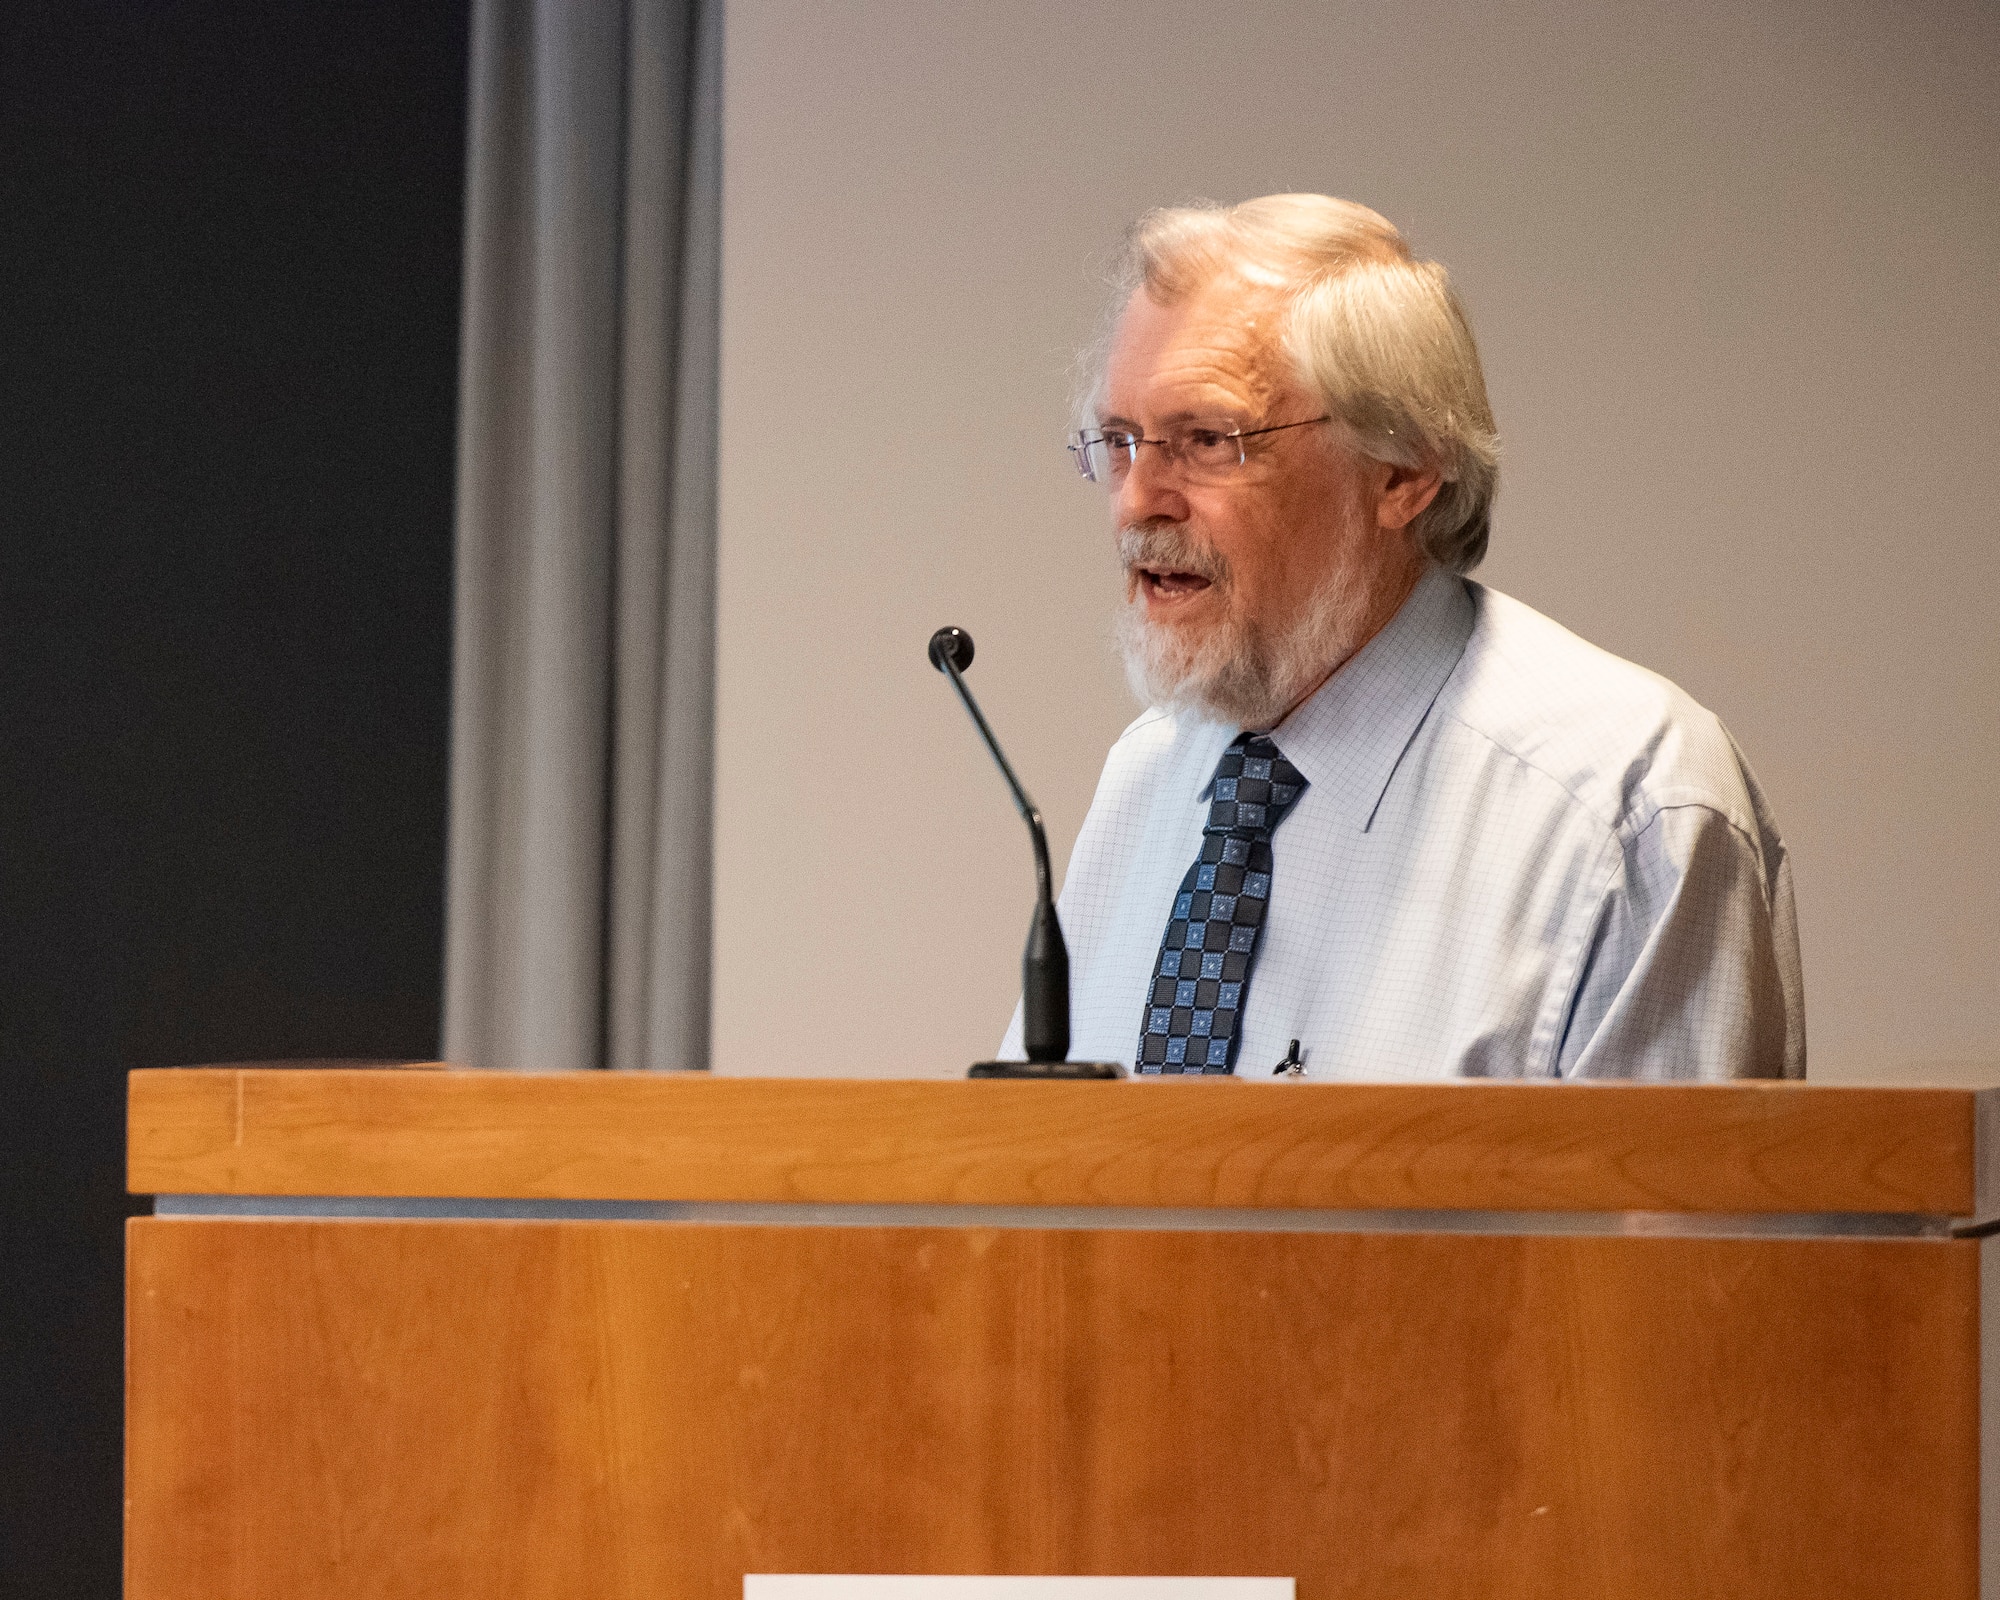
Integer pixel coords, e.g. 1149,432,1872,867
1137,733,1308,1074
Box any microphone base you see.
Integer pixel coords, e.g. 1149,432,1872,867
968,1060,1125,1080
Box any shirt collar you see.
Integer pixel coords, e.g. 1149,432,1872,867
1193,564,1474,829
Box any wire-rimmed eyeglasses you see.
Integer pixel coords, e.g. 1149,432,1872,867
1067,415,1331,487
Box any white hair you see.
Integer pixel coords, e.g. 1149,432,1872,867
1082,194,1500,572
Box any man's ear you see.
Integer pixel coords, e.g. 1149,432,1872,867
1377,462,1443,532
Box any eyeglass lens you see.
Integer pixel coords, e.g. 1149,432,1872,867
1074,427,1247,488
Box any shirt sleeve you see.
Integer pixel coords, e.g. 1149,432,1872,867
1557,802,1805,1080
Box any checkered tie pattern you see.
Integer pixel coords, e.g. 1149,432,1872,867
1137,733,1308,1074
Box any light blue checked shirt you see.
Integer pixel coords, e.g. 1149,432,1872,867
1003,565,1804,1079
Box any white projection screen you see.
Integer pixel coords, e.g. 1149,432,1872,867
714,0,2000,1081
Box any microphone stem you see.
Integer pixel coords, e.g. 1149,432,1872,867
939,655,1054,905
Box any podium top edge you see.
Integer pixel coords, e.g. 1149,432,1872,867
126,1065,1998,1218
128,1063,2000,1092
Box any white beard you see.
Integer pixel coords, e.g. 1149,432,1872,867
1114,519,1380,730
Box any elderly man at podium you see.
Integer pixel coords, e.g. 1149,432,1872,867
1003,193,1803,1082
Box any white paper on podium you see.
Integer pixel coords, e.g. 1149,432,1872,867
746,1581,1292,1600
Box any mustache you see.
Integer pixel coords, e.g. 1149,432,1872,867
1117,522,1230,587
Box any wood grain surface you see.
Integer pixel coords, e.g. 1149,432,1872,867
125,1215,1979,1600
127,1068,1989,1216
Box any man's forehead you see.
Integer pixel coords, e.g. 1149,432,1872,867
1103,273,1293,414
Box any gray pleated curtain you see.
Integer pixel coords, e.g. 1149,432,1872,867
443,0,721,1072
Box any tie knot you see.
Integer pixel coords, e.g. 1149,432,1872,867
1206,733,1306,836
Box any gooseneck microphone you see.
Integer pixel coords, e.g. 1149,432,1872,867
928,626,1119,1078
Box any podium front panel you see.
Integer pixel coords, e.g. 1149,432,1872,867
126,1212,1977,1600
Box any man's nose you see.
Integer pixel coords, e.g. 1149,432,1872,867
1114,442,1188,525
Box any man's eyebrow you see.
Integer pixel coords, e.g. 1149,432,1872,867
1154,407,1241,429
1095,406,1244,432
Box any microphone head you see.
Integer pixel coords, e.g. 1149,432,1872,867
928,625,975,674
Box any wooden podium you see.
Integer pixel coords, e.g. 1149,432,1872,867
127,1068,1998,1599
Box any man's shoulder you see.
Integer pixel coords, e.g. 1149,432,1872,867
1079,705,1252,830
1442,582,1757,836
1113,704,1176,746
1099,704,1218,787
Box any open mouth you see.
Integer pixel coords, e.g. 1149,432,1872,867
1136,565,1214,603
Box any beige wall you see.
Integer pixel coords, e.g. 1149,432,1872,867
715,0,2000,1081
